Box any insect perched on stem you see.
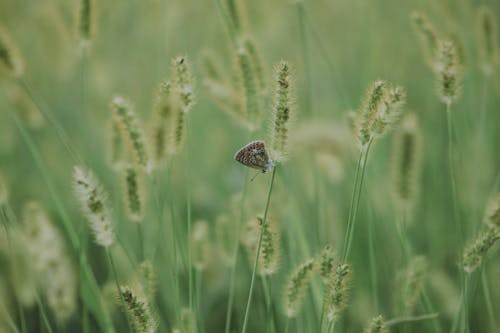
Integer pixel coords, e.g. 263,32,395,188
234,140,274,177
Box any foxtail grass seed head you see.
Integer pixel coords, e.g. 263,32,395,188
257,216,280,276
399,255,428,313
112,96,152,173
108,120,125,170
236,46,260,130
0,173,7,204
73,166,114,247
172,56,196,113
139,260,157,302
318,244,337,283
355,80,406,150
150,80,172,163
283,258,315,318
410,11,439,68
119,285,158,333
462,227,499,273
0,27,24,78
363,315,388,333
270,60,295,163
476,6,498,76
391,113,423,213
224,0,243,35
324,263,352,323
435,40,462,106
169,100,187,155
243,38,267,95
122,165,145,222
77,0,96,43
173,307,197,333
191,220,212,271
483,194,500,229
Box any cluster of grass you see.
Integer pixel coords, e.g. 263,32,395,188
0,0,499,332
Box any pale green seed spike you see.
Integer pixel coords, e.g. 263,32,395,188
0,26,24,78
476,6,498,76
462,228,499,273
138,260,156,302
270,60,295,163
283,258,315,318
111,96,152,173
191,220,212,271
410,11,439,68
391,113,423,216
108,120,125,170
257,216,280,276
119,285,157,333
369,85,406,138
169,102,186,155
172,56,196,113
483,194,500,229
215,213,237,266
224,0,242,35
324,263,352,323
78,0,96,42
435,40,461,106
355,80,387,149
122,165,145,223
236,47,260,131
318,244,337,283
244,38,267,95
364,315,388,333
150,80,172,163
399,256,428,314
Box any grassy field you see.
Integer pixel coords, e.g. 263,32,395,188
0,0,499,332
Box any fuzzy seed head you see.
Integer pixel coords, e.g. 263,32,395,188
150,81,172,164
0,27,24,78
108,120,125,170
138,260,157,302
410,11,439,68
172,56,196,113
243,38,267,94
112,96,152,173
270,60,295,163
257,216,281,276
476,6,498,76
73,166,114,247
462,228,498,273
483,194,500,230
435,40,462,106
324,263,352,323
77,0,96,43
119,285,157,333
318,244,337,283
391,113,423,213
363,315,387,333
236,47,260,131
191,220,212,271
399,256,428,313
283,258,315,318
122,165,145,222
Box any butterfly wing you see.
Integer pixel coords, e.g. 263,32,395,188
234,141,271,172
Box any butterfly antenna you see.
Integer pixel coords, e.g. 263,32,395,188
250,171,261,182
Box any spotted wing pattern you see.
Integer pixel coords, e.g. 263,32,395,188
234,140,272,172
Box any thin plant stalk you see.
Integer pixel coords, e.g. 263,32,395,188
224,169,250,333
367,208,379,311
261,276,275,333
241,166,277,333
481,267,496,331
342,138,373,262
185,115,194,312
35,295,54,333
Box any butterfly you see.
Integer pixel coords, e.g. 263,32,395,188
234,140,274,174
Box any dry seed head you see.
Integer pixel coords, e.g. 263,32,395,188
172,56,196,113
363,315,388,333
119,285,158,333
122,164,145,222
191,220,212,271
462,227,499,273
399,255,428,313
391,113,423,214
236,46,260,131
283,258,315,318
324,263,352,322
435,40,462,106
317,244,337,283
77,0,96,43
476,6,498,76
410,11,439,68
0,26,24,78
138,260,157,302
257,216,281,276
150,80,172,164
483,194,500,229
112,96,152,173
270,60,295,163
73,166,114,247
